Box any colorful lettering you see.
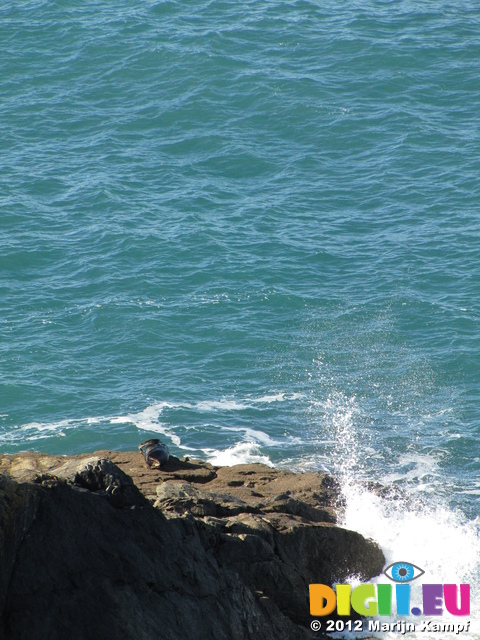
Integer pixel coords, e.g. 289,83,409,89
444,584,470,616
309,582,471,617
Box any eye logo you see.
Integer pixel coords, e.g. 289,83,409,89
384,561,425,583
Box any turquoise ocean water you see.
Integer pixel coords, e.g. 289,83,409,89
1,2,480,636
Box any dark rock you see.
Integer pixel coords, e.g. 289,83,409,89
0,478,43,620
0,451,386,640
262,495,336,523
48,456,143,507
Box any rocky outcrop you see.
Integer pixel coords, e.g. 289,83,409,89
0,451,385,640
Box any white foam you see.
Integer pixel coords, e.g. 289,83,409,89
0,392,297,449
220,425,282,446
203,441,274,467
252,392,305,403
380,453,441,485
189,392,303,412
339,482,480,639
194,399,252,412
318,391,480,639
109,401,174,424
103,393,300,450
1,419,73,443
109,404,182,446
107,393,299,422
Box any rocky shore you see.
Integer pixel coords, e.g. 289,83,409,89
0,451,384,640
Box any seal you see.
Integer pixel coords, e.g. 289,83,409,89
138,439,170,468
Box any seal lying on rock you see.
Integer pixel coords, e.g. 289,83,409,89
138,439,170,468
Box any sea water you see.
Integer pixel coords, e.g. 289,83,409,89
1,2,479,637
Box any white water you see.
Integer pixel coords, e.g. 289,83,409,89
326,393,480,639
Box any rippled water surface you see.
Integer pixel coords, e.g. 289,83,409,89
1,2,480,636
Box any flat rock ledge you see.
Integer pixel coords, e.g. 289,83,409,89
0,451,384,640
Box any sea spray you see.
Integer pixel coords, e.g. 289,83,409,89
325,392,480,639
